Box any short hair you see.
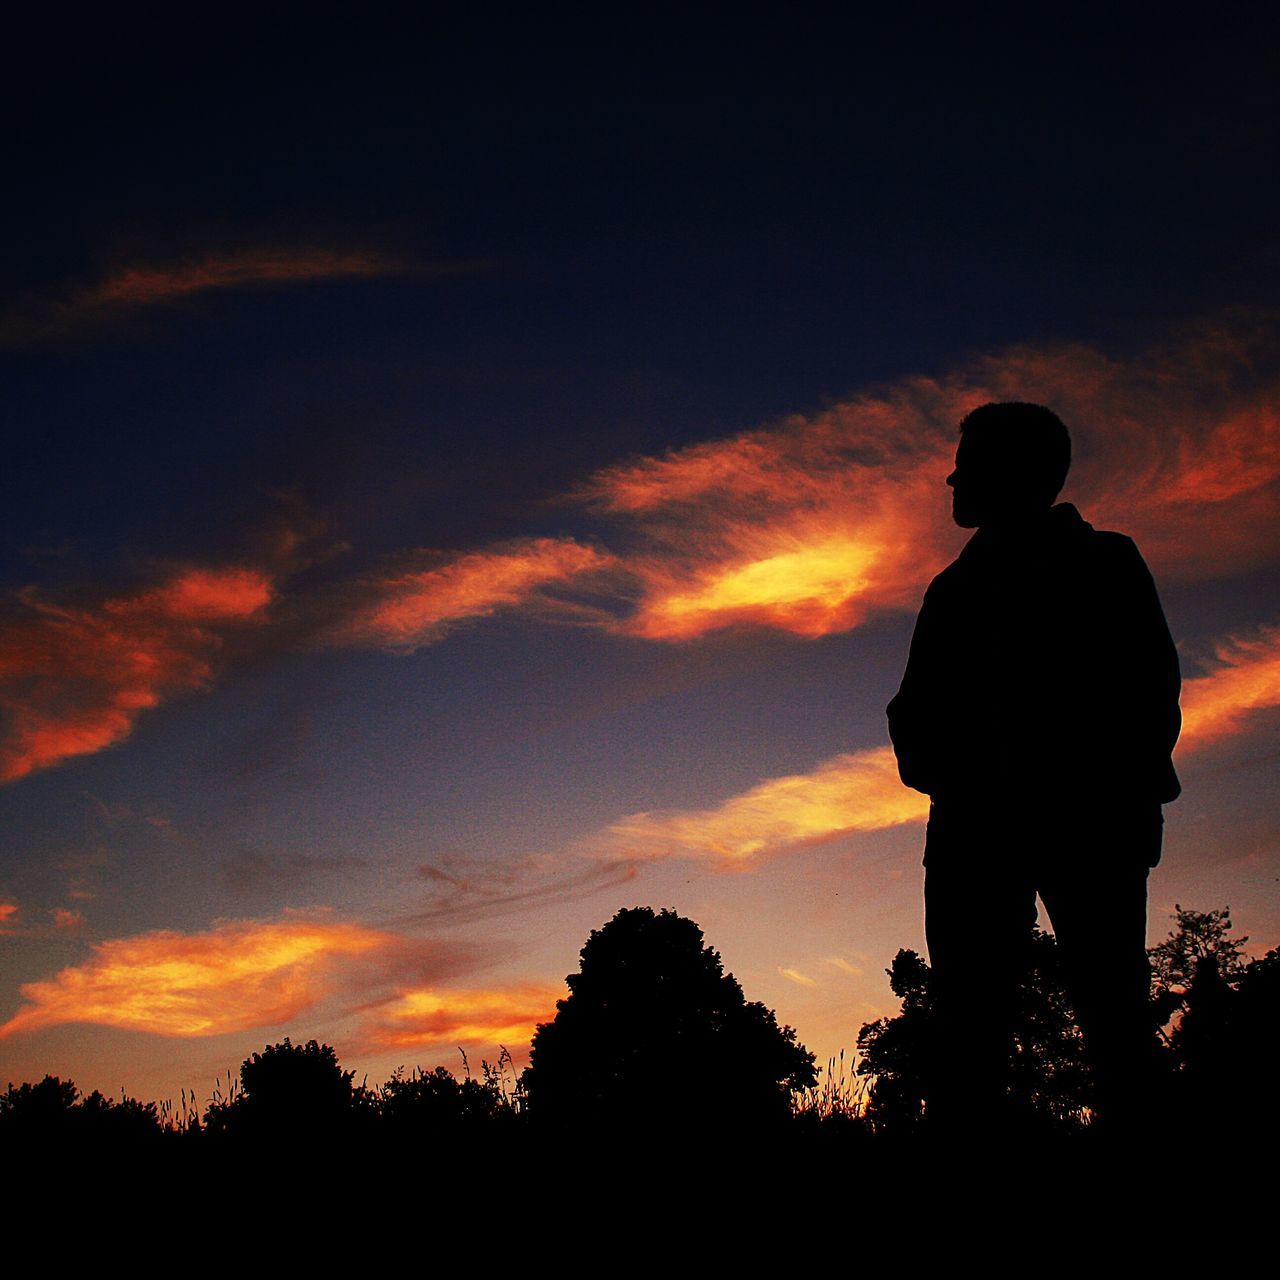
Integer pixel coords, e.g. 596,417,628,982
958,401,1071,501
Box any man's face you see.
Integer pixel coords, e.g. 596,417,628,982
946,434,1001,528
946,433,1044,529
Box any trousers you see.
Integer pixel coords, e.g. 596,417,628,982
922,799,1163,1133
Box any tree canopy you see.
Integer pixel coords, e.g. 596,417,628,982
521,906,816,1131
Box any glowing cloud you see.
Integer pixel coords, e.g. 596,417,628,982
0,566,273,782
0,901,18,930
584,312,1280,640
0,248,446,345
362,983,561,1050
779,967,818,988
0,917,389,1040
329,537,614,652
598,617,1280,869
88,248,410,307
1180,626,1280,749
605,745,929,864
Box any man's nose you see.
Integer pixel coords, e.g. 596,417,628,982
946,470,958,488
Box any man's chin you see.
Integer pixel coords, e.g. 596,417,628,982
951,504,980,529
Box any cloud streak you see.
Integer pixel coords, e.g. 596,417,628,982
0,247,461,345
604,745,928,865
1180,625,1280,750
324,538,616,653
359,982,561,1051
86,248,411,307
401,856,638,927
582,310,1280,641
591,615,1280,869
0,916,390,1040
0,566,273,782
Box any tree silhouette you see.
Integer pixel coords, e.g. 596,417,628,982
521,907,816,1132
0,1074,163,1147
204,1038,371,1140
378,1062,515,1140
1149,904,1248,1035
855,949,932,1133
1147,908,1278,1140
857,929,1092,1134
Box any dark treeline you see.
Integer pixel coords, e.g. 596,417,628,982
3,904,1276,1153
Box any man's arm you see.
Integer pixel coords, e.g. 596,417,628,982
1100,534,1182,802
887,580,946,797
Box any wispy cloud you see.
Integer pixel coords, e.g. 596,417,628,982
1180,625,1280,749
0,915,392,1040
0,247,463,345
778,967,817,988
358,982,560,1051
324,538,616,653
6,313,1276,784
399,856,638,927
86,249,411,307
0,901,18,932
314,312,1278,654
595,612,1280,869
604,745,928,865
0,566,273,782
581,311,1280,640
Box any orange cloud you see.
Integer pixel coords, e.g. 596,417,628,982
605,745,929,864
1180,625,1280,749
0,917,389,1040
779,967,818,988
328,537,615,652
0,566,272,782
361,982,561,1051
88,248,410,307
596,616,1280,870
0,248,442,345
51,908,83,930
0,901,17,930
584,311,1280,640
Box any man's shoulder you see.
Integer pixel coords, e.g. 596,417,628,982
1081,526,1150,574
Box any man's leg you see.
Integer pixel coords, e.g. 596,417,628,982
1037,811,1163,1138
923,805,1038,1136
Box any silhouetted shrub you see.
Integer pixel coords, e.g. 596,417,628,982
204,1038,370,1141
857,930,1092,1134
521,906,816,1134
378,1062,515,1141
0,1074,163,1147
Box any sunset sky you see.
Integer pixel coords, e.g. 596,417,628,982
2,11,1277,1105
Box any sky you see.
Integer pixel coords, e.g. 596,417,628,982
1,10,1277,1105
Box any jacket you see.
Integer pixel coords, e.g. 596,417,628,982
886,503,1181,812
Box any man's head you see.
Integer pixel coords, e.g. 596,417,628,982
947,402,1071,528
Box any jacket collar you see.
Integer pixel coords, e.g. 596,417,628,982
960,502,1091,559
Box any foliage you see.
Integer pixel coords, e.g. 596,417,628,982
791,1049,871,1139
1148,904,1249,1038
856,930,1092,1133
378,1050,520,1137
521,906,817,1130
0,1074,164,1145
855,950,933,1133
3,904,1273,1149
204,1037,362,1139
1147,909,1278,1138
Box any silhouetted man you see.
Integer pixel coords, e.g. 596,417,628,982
887,402,1181,1137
